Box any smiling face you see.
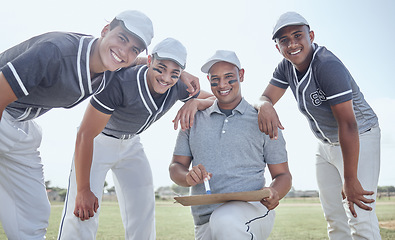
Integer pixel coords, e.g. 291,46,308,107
95,24,145,72
146,55,182,96
208,61,244,110
275,25,315,73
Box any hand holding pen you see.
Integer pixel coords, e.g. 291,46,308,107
186,164,212,189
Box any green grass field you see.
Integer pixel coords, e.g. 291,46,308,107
1,198,394,239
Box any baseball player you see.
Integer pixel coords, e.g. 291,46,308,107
57,38,214,240
169,50,292,240
257,12,381,239
0,10,154,240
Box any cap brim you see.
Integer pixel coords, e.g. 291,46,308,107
272,22,308,40
201,60,221,74
155,55,185,69
120,22,148,54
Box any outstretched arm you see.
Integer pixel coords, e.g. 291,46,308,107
331,100,374,217
261,162,292,210
173,90,215,130
73,103,111,221
257,84,286,139
0,72,17,119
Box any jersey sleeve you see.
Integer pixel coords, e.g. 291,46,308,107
263,129,288,165
173,128,193,157
1,42,61,98
315,60,352,106
90,74,123,115
270,60,290,89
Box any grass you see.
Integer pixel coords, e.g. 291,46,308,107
1,198,394,239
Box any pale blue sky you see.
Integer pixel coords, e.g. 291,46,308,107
1,0,394,191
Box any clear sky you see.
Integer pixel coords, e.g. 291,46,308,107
1,0,394,191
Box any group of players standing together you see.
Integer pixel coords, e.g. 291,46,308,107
0,9,381,240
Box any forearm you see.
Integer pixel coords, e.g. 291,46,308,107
259,95,273,104
196,97,215,111
269,173,292,200
74,133,95,192
169,162,190,187
339,123,360,180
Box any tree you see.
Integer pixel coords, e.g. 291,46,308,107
107,186,116,195
171,184,189,195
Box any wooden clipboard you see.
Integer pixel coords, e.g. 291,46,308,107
174,189,270,206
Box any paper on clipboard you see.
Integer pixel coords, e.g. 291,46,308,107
174,189,270,206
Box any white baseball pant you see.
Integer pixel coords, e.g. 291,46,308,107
57,133,155,240
194,201,275,240
0,111,50,240
316,124,381,240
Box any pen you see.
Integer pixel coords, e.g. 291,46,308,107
204,177,211,194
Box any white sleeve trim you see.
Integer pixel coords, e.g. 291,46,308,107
92,95,114,112
326,89,352,100
7,62,29,96
180,95,193,102
271,77,289,85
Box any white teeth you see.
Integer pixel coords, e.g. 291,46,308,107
111,51,122,63
220,89,230,94
290,49,301,55
158,81,168,86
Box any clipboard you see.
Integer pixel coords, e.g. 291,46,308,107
174,189,270,206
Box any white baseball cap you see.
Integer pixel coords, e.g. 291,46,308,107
152,38,187,69
272,12,309,40
201,50,241,74
115,10,154,53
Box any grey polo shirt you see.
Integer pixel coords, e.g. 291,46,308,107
173,98,288,225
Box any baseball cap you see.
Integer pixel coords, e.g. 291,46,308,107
151,38,187,69
272,12,309,40
115,10,154,53
201,50,241,74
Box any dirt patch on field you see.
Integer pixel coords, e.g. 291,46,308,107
380,220,395,230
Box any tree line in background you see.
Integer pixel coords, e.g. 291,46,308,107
44,181,395,202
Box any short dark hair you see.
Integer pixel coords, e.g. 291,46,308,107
273,24,311,42
109,18,122,30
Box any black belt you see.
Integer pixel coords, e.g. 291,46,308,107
102,132,119,139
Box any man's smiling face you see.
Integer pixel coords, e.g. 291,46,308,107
275,25,315,73
208,61,244,110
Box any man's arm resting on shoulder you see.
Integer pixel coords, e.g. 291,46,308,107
74,103,111,220
173,90,215,130
261,162,292,210
331,100,374,217
257,84,286,139
180,71,200,96
0,72,17,119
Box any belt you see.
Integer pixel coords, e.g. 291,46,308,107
102,132,135,140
